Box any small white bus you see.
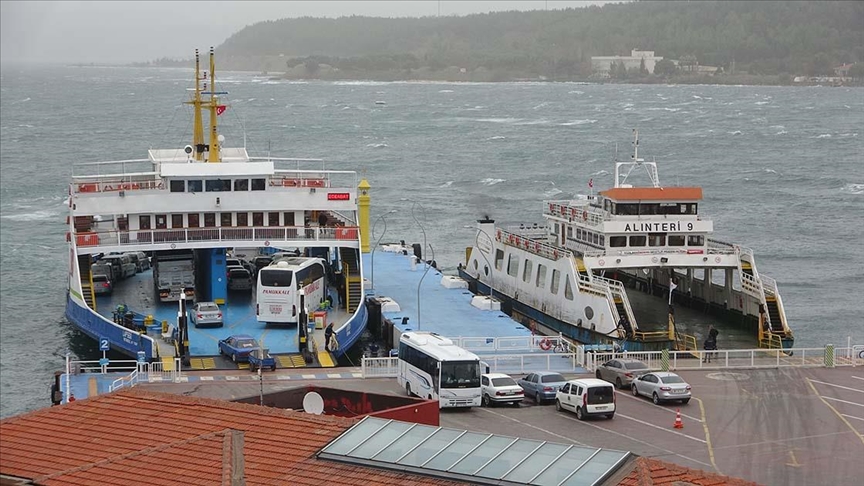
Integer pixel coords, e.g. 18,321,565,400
397,331,482,409
256,257,327,325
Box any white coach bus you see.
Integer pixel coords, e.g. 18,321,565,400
397,331,482,409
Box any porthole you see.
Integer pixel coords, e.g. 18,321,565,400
473,259,478,271
484,265,489,276
584,306,595,320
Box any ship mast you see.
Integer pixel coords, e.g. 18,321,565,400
207,47,220,163
186,49,205,161
185,47,224,162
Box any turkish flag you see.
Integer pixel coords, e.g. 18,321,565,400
216,105,227,116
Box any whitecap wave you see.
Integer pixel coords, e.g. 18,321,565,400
559,119,597,126
775,130,788,135
476,118,521,124
532,102,550,110
590,170,610,176
728,130,742,135
486,136,506,141
515,119,550,125
480,178,505,186
764,168,781,175
840,183,864,195
755,101,770,105
366,143,389,148
815,134,832,138
439,181,454,188
439,89,454,93
543,188,563,197
568,90,584,95
1,209,61,222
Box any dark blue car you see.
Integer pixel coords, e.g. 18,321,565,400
218,334,260,363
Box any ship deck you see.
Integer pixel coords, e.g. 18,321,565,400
94,268,348,367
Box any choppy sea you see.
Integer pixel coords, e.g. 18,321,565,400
1,65,862,418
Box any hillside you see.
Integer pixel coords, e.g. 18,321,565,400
140,1,864,83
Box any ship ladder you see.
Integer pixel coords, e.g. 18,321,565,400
78,254,96,311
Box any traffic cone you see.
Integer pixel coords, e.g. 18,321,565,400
673,409,684,429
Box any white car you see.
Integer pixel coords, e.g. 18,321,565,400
480,373,524,407
555,379,616,420
631,372,692,405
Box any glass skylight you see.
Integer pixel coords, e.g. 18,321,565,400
319,416,631,486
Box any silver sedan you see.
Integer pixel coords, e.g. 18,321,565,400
190,302,223,328
595,358,651,389
631,372,692,405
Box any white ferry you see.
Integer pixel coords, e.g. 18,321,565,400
459,130,794,352
65,49,368,367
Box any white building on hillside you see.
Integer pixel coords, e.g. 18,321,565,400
591,50,663,74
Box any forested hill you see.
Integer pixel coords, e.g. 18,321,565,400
152,1,863,82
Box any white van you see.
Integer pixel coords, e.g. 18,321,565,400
555,378,616,420
101,254,136,279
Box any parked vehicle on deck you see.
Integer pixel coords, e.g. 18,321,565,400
126,251,150,272
517,371,568,405
218,334,260,363
248,347,276,371
91,263,117,283
189,301,223,328
595,358,651,389
101,254,136,279
92,274,113,295
631,372,692,405
556,378,616,420
481,373,524,407
227,268,253,291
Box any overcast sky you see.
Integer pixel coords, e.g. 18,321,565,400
0,1,617,65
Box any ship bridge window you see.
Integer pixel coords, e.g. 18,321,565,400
188,213,200,227
221,213,233,227
616,203,639,215
206,179,231,192
171,214,183,228
170,180,185,192
551,269,561,295
252,212,264,226
522,259,533,283
648,233,665,247
688,235,705,246
188,180,203,192
251,178,266,191
567,226,573,238
494,249,504,271
234,179,249,191
237,212,248,227
629,235,646,247
610,236,627,247
204,213,216,227
507,254,519,277
564,275,574,300
535,264,547,289
668,234,686,246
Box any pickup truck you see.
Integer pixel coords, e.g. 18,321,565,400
248,348,276,372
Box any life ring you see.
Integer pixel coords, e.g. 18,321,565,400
582,210,588,221
534,242,540,252
496,229,502,240
539,338,552,351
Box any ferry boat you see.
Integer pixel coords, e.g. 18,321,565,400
65,48,368,368
459,130,794,352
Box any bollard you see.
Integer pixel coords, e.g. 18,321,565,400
661,348,670,371
162,320,169,334
824,344,835,368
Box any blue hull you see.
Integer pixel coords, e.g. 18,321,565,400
65,294,154,359
332,302,367,358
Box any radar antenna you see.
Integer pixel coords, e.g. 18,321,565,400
613,129,661,188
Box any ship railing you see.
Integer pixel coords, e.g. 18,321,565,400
361,356,399,378
740,272,762,298
71,360,140,374
454,335,574,353
591,274,636,331
503,225,547,239
544,201,605,226
71,225,360,249
72,175,163,194
108,359,183,392
497,228,566,261
582,345,864,371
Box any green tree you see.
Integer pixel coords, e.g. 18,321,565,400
849,63,864,79
639,57,648,75
654,58,677,76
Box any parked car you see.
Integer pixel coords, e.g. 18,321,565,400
92,274,113,295
517,371,568,405
101,254,136,279
595,358,651,389
91,262,117,283
248,347,276,372
480,373,524,407
227,268,253,291
631,372,692,405
555,379,616,420
128,251,150,271
218,334,261,363
189,301,223,328
252,255,273,277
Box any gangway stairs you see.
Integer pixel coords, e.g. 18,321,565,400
738,251,793,348
78,254,96,311
341,248,363,313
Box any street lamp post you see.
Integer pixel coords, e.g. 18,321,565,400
412,201,433,331
369,209,397,294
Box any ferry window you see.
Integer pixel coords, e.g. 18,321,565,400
629,235,646,247
268,212,280,226
592,233,599,245
688,235,705,246
237,212,248,227
680,204,689,214
599,235,605,246
668,234,686,246
564,275,574,300
139,215,151,230
522,259,533,283
170,180,185,192
610,236,627,247
617,203,638,215
171,214,183,228
576,228,583,240
155,214,167,230
567,226,573,238
648,233,665,246
221,213,233,227
535,264,547,289
251,178,266,191
203,213,216,227
283,212,295,226
206,179,229,192
507,254,519,277
187,180,203,192
188,213,200,227
234,179,249,191
252,212,264,226
494,249,504,271
551,269,561,295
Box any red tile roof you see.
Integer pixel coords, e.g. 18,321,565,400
0,389,466,486
601,187,703,201
617,457,762,486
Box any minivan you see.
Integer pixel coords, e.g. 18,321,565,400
555,378,616,420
